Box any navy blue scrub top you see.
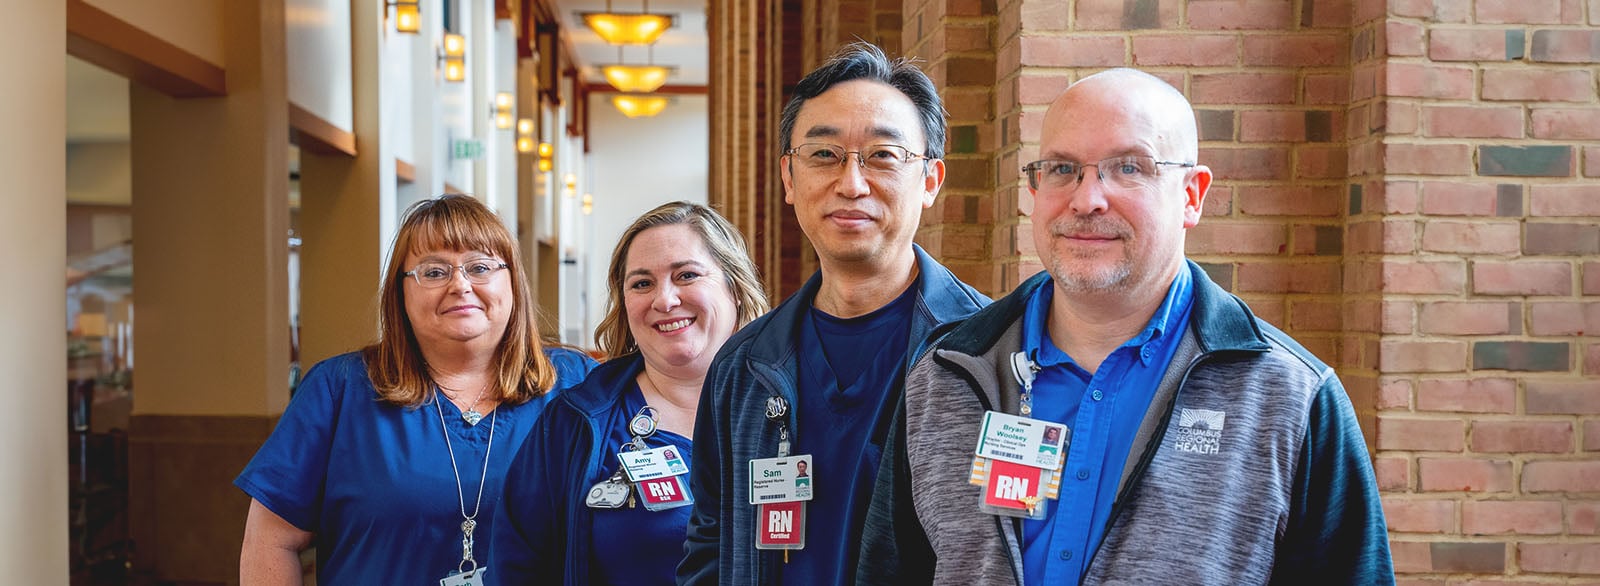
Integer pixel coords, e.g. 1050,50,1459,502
235,348,595,585
588,382,694,585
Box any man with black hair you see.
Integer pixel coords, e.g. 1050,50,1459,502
678,42,988,585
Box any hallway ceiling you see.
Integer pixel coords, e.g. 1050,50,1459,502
553,0,709,88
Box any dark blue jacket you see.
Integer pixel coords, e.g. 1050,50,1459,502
678,245,989,585
492,354,646,585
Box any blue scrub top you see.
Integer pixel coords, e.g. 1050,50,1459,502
1018,270,1193,586
235,348,595,585
782,286,913,585
589,382,694,586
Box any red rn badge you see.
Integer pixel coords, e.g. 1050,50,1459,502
756,501,805,547
638,476,690,506
983,459,1045,511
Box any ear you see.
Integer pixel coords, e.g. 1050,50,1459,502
780,155,797,205
1181,164,1212,229
921,158,946,209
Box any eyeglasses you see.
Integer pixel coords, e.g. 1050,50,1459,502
402,259,509,288
1022,156,1195,192
785,143,932,175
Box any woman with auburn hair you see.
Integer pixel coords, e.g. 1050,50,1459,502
493,201,768,585
236,194,595,585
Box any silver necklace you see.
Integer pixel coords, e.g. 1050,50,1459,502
440,380,492,426
434,397,495,577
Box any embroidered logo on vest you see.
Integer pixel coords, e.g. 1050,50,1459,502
1174,408,1226,454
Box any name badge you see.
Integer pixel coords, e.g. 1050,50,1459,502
748,454,814,504
755,501,806,550
636,475,693,511
975,411,1070,470
618,446,690,482
439,569,486,586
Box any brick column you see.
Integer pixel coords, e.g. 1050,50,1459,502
1370,0,1600,577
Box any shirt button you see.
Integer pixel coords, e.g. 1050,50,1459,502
1060,550,1073,560
1076,469,1090,480
1091,389,1104,401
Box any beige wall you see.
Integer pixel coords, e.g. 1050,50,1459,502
85,0,226,66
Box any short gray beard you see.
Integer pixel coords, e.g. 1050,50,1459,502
1045,215,1135,294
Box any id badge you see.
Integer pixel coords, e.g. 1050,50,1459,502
970,411,1068,519
973,457,1058,519
636,475,694,511
755,500,806,550
748,454,814,504
440,569,486,586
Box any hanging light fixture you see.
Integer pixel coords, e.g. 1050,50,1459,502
582,0,673,45
603,65,670,93
440,33,466,83
388,0,420,34
612,94,669,118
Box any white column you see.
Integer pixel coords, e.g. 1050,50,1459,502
0,1,68,580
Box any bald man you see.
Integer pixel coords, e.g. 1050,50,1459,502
858,69,1393,585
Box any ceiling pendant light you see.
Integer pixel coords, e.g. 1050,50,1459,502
582,0,673,45
612,94,669,118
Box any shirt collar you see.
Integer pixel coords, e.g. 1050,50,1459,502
1020,267,1194,369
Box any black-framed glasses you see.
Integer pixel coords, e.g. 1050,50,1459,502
1022,156,1195,192
785,143,932,174
402,260,508,288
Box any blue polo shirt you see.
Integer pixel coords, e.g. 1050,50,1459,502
783,284,914,585
1018,269,1193,585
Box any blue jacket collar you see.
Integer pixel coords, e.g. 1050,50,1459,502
557,353,644,416
743,244,988,366
939,260,1269,356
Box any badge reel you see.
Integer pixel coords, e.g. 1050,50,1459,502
968,352,1067,520
586,406,660,510
753,396,809,556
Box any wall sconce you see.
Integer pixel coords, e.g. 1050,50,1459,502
612,94,669,118
582,1,674,45
515,118,535,153
493,93,514,129
440,33,466,83
388,0,420,34
564,173,578,195
582,193,594,215
537,142,553,172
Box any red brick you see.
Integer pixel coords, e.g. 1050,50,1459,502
1385,20,1425,56
1188,0,1294,29
1387,62,1476,99
1384,300,1415,334
1017,74,1070,108
1238,111,1307,142
1376,456,1410,490
1462,500,1565,534
1435,0,1475,21
1417,378,1517,413
1422,105,1526,139
1236,261,1341,293
1522,540,1593,574
1305,74,1350,105
1132,35,1237,66
1532,108,1600,139
1483,69,1596,102
1588,261,1600,294
1384,143,1475,175
1380,416,1467,451
1429,28,1511,61
1236,186,1343,217
1192,73,1297,105
1420,221,1522,254
1382,260,1468,294
1588,146,1600,178
1478,0,1568,23
1187,223,1287,255
1530,184,1600,215
1472,261,1573,296
1203,185,1233,216
1526,380,1600,414
1382,101,1421,136
1420,301,1515,335
1529,302,1600,335
1020,36,1126,67
1390,541,1432,573
1523,461,1600,492
1384,497,1458,533
1472,420,1575,453
1419,181,1499,216
1289,300,1342,331
1589,343,1600,376
1379,181,1421,214
1532,29,1600,62
1379,377,1413,409
1348,219,1417,254
1296,145,1348,179
1199,147,1290,180
1379,340,1470,373
1242,34,1347,66
1571,501,1600,533
1419,457,1514,491
1072,0,1180,30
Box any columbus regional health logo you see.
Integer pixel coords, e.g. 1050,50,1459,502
1173,408,1226,454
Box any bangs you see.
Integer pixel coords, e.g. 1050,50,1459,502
401,200,515,261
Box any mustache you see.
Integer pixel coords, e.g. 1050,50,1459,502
1049,215,1133,239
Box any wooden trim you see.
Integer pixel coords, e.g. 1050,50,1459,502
582,83,710,95
396,159,416,183
66,0,226,98
443,182,466,195
289,103,357,157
